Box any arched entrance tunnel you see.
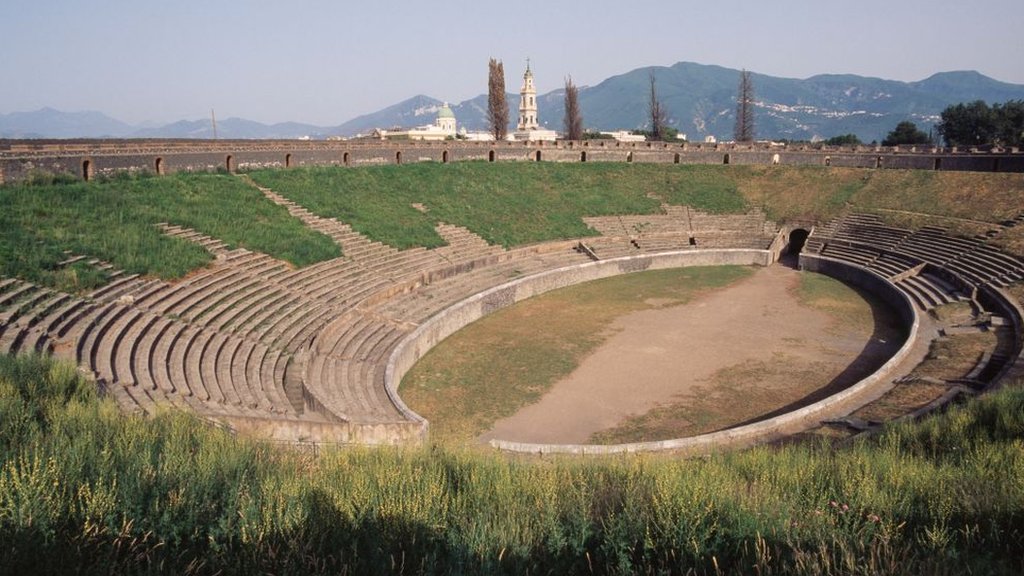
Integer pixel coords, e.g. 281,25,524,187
788,228,810,255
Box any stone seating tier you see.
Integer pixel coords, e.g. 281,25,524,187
19,202,1021,446
821,244,877,266
896,275,966,310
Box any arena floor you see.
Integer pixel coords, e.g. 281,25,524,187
478,264,904,444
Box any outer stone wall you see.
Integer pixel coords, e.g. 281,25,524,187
2,139,1022,184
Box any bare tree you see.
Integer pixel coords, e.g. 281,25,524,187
563,75,583,141
733,69,756,142
488,58,509,141
648,71,668,141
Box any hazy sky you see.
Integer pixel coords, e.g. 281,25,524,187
2,0,1022,126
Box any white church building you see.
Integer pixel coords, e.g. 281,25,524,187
376,102,458,141
513,60,558,142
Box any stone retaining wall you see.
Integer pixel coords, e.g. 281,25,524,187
384,249,772,447
979,284,1024,388
479,254,920,454
224,414,426,445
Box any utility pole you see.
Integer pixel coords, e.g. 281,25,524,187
211,108,219,140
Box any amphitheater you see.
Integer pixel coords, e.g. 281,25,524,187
1,139,1023,454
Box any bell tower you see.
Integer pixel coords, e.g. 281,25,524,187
517,58,539,131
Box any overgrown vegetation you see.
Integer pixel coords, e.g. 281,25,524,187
1,353,1022,574
0,172,339,292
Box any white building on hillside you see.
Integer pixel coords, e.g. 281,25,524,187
600,131,647,143
377,103,458,141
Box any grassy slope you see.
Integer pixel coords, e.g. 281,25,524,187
0,172,339,292
1,354,1022,575
248,163,748,249
251,162,1024,249
5,163,1022,292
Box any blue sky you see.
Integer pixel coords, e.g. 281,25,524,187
2,0,1022,125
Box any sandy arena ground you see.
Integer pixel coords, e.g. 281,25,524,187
479,264,901,444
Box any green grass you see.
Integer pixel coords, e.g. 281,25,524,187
250,163,1024,252
0,172,339,292
400,266,755,443
6,163,1023,294
248,163,749,249
1,353,1023,574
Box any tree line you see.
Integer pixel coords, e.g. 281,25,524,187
938,100,1024,148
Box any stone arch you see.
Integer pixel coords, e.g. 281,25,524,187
674,153,681,164
723,153,731,165
225,155,235,173
285,153,292,168
626,151,633,163
154,157,165,175
442,150,449,164
82,158,94,181
488,149,496,162
534,150,542,162
787,228,810,256
824,156,831,167
933,157,942,171
343,151,350,166
580,151,587,163
395,150,402,165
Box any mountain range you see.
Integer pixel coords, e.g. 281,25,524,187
4,62,1024,142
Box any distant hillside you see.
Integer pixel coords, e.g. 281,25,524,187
4,62,1024,142
358,64,1024,143
0,107,135,138
131,118,326,140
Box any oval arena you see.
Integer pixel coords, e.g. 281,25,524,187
1,141,1023,453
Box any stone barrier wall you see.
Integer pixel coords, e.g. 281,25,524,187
483,254,919,454
225,414,427,445
384,249,771,447
978,283,1024,388
2,139,1022,184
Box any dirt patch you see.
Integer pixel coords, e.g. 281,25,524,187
910,332,997,381
480,265,903,445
